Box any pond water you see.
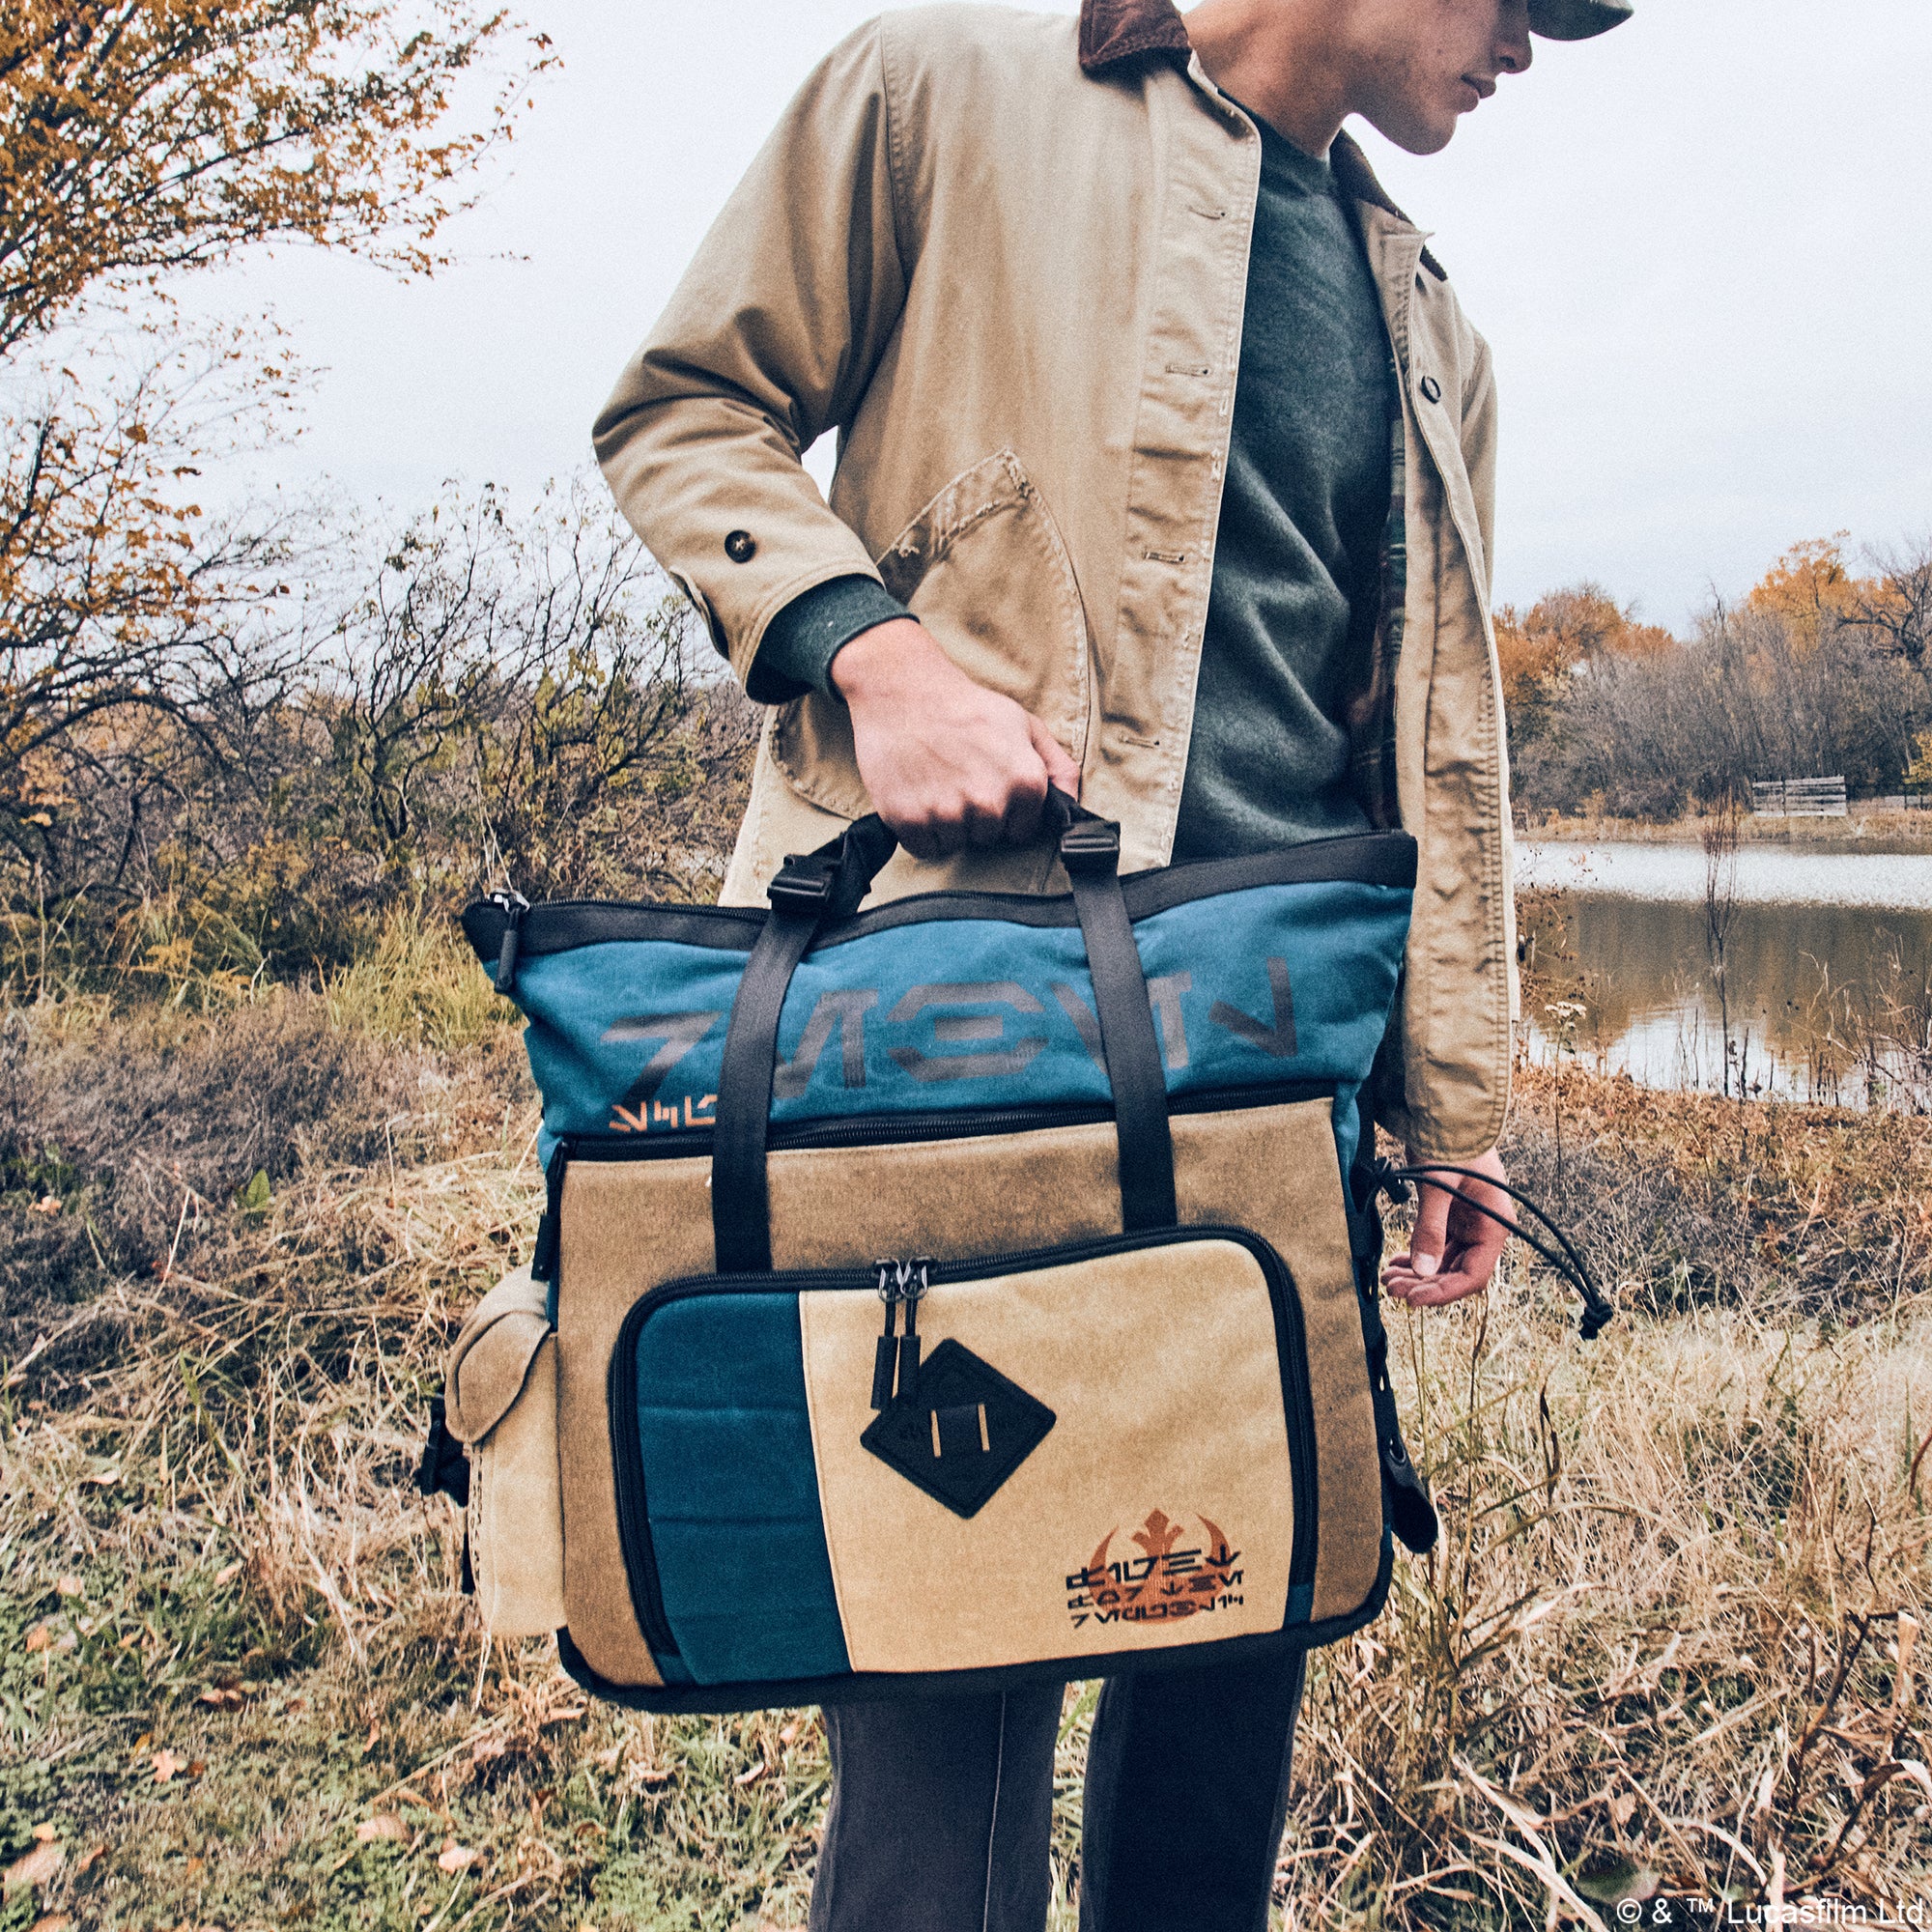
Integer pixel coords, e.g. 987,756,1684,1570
1515,839,1932,1102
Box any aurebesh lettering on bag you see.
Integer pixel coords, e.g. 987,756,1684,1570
601,953,1298,1133
1066,1510,1246,1631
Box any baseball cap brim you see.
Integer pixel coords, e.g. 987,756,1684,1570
1528,0,1634,39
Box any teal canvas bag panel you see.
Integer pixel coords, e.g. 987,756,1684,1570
463,810,1416,1196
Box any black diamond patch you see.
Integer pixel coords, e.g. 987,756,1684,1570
861,1339,1056,1519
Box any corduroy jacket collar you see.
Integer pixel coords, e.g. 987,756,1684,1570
1077,0,1190,71
1078,0,1437,273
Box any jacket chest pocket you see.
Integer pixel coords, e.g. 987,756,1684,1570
772,449,1093,823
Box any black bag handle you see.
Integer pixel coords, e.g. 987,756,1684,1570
709,788,1177,1272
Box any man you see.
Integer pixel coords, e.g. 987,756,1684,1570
594,0,1632,1923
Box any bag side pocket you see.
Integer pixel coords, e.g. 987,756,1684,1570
446,1265,566,1639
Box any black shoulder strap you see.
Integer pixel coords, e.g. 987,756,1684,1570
710,820,892,1273
1056,812,1177,1231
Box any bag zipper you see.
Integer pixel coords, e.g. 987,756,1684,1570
869,1257,931,1408
488,889,530,995
609,1225,1321,1669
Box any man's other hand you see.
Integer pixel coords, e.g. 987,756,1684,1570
1382,1146,1514,1309
831,618,1082,862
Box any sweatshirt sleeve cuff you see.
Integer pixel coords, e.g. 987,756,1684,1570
747,575,913,703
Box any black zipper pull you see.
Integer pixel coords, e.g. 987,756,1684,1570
895,1258,930,1404
491,889,530,997
870,1260,900,1410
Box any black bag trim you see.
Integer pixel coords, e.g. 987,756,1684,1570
1345,1179,1440,1557
554,1079,1339,1167
711,901,820,1271
415,1394,470,1508
460,830,1418,969
606,1223,1320,1683
554,1571,1391,1713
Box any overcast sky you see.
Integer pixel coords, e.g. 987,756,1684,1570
198,0,1932,632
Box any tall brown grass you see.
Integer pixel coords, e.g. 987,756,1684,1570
3,964,1928,1927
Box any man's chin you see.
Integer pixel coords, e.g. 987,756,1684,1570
1376,117,1458,157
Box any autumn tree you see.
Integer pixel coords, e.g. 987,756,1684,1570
1493,582,1677,791
0,1,548,352
1504,540,1932,819
1745,534,1871,650
1494,582,1673,707
0,0,549,867
1849,533,1932,674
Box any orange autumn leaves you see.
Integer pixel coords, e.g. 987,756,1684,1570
1495,535,1918,714
0,1,554,355
0,0,550,850
1494,582,1674,710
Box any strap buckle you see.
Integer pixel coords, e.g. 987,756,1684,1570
767,854,838,915
1058,818,1121,876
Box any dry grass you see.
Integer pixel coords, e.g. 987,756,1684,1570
1518,804,1932,848
1276,1066,1932,1918
3,995,1929,1928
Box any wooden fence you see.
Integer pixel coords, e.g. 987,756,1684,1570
1750,776,1848,818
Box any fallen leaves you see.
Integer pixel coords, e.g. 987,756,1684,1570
149,1749,201,1784
29,1915,73,1932
356,1814,411,1845
53,1577,81,1599
22,1621,75,1656
436,1840,477,1873
2,1839,64,1893
198,1687,246,1709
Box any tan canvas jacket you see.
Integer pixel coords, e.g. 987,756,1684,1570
594,0,1518,1159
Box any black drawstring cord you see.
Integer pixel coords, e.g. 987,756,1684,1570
1372,1159,1616,1342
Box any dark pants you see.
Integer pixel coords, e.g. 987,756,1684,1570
807,1646,1307,1932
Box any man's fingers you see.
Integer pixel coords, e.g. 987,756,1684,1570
1384,1149,1516,1310
1406,1175,1452,1279
998,762,1051,845
969,799,1018,849
1387,1267,1489,1309
895,820,945,864
1028,716,1082,801
1458,1202,1512,1285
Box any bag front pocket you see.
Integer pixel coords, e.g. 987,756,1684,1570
608,1226,1317,1690
445,1266,566,1639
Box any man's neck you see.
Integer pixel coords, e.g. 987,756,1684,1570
1182,0,1361,158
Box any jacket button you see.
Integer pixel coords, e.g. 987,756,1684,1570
1418,375,1442,404
724,529,757,563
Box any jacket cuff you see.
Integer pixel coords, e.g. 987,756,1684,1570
747,575,912,703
